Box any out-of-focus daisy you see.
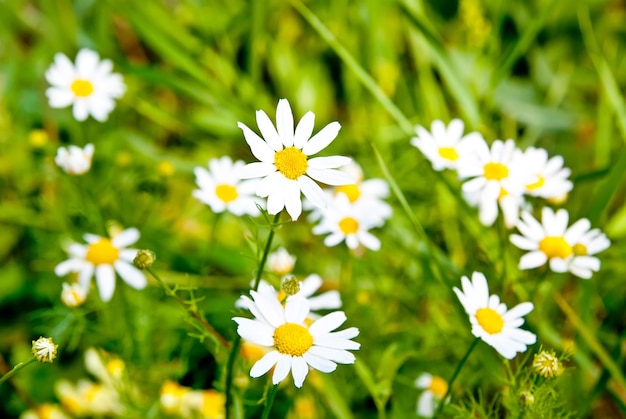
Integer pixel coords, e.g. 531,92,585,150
55,144,94,175
415,373,449,417
458,139,529,227
238,98,353,221
522,147,573,200
193,156,263,217
61,282,87,307
19,404,70,419
55,227,147,302
313,194,382,251
160,382,225,419
267,246,296,276
510,208,610,279
45,48,125,122
410,119,485,171
233,292,360,388
56,379,122,417
453,272,536,359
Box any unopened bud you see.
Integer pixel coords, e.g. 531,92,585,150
280,276,300,296
532,350,563,378
32,337,58,363
519,390,534,406
134,250,155,270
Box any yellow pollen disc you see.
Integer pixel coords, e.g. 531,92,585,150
85,238,119,265
71,79,94,97
428,376,449,398
106,359,125,376
483,162,509,180
526,175,545,190
215,184,238,203
274,147,308,180
438,146,459,161
273,323,313,356
335,184,361,203
339,217,359,235
539,236,572,259
573,243,587,256
475,307,504,334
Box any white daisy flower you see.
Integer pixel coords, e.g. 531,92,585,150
523,147,573,200
410,119,485,171
267,246,296,276
45,48,126,122
233,291,360,388
238,98,354,221
453,272,536,359
61,282,87,308
54,228,147,302
458,139,530,227
193,156,263,217
55,143,94,175
313,194,382,251
510,208,610,279
415,373,449,417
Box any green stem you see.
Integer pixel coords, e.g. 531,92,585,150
0,357,37,385
435,338,480,417
261,383,279,419
146,268,230,349
225,212,280,419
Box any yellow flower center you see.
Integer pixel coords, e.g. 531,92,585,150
106,359,125,377
428,376,449,398
85,238,119,265
438,146,459,161
273,323,313,356
526,175,545,190
573,243,587,256
202,390,226,418
539,236,572,259
475,307,504,334
71,79,94,97
274,147,308,180
215,184,238,203
339,217,359,235
483,162,509,180
335,184,361,203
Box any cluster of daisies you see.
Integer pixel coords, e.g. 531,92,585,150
412,119,610,279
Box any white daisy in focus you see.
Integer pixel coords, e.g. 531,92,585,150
415,373,449,418
458,139,530,227
55,143,94,175
313,194,382,251
522,147,573,200
233,292,360,388
453,272,536,359
267,246,296,276
410,119,485,171
54,228,147,302
238,98,354,221
510,208,610,279
193,156,263,217
45,48,126,122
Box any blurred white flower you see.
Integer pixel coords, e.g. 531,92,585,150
238,98,353,221
55,144,94,175
453,272,536,359
45,49,125,121
193,156,263,217
415,373,449,417
510,208,610,278
411,119,485,171
19,404,69,419
267,246,296,276
61,282,87,308
522,147,573,200
55,228,146,302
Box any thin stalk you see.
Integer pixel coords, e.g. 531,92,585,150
435,337,480,417
146,268,230,349
0,357,37,385
261,383,279,419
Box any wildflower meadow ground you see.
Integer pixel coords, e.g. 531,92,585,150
1,1,625,418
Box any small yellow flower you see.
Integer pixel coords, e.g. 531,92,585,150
32,337,58,363
28,130,49,149
532,350,563,378
158,160,175,177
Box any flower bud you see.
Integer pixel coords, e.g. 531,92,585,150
32,337,58,363
134,250,155,270
280,276,300,297
532,350,563,378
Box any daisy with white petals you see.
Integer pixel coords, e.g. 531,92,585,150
45,49,126,122
510,208,610,279
238,99,354,221
55,228,147,302
415,373,449,418
55,144,94,175
453,272,536,359
233,291,360,388
522,147,573,200
193,156,263,217
410,119,485,171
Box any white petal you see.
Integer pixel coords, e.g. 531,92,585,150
302,352,337,373
255,110,282,151
283,180,302,221
307,346,355,364
291,356,309,388
294,111,315,149
284,297,310,324
266,177,286,215
75,49,100,76
239,162,276,180
95,264,116,302
114,261,147,289
234,318,275,346
252,290,286,328
302,122,341,155
308,156,351,170
298,176,327,209
519,251,547,270
306,168,354,186
112,228,140,248
238,122,276,163
309,311,347,336
276,99,295,147
250,351,281,378
503,302,534,320
72,101,89,121
272,354,292,384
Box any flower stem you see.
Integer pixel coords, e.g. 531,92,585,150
435,337,480,417
146,268,230,349
0,357,37,386
261,383,279,419
225,212,280,419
